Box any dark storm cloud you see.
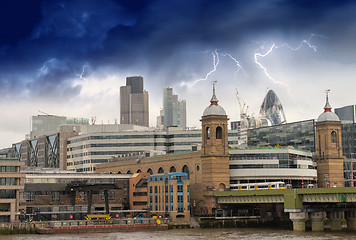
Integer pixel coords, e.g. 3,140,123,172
0,0,356,98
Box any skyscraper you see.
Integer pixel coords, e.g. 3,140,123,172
120,76,149,127
160,86,186,129
260,89,287,125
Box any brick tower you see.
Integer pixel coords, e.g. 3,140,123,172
200,82,230,193
316,90,344,187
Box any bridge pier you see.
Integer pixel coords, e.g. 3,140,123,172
328,211,343,231
289,212,307,231
346,211,356,231
310,212,325,231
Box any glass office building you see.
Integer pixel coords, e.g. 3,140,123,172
247,119,316,152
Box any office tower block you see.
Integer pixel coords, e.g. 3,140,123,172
120,76,149,127
161,86,186,129
126,76,143,94
335,105,356,123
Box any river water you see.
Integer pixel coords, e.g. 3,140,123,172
1,228,356,240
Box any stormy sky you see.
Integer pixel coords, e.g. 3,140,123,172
1,0,356,148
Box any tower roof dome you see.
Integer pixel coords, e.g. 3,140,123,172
202,82,226,117
317,90,340,122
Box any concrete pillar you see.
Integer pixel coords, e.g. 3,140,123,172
346,211,356,231
329,211,343,231
289,212,307,231
310,212,325,231
104,190,109,214
87,190,92,214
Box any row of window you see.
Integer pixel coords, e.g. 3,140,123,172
0,178,17,185
68,131,238,146
149,184,189,212
0,166,17,172
21,190,117,202
68,141,203,152
127,166,192,176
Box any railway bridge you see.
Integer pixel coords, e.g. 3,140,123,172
214,187,356,231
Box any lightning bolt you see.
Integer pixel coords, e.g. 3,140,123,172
254,33,327,93
254,43,289,89
76,64,88,79
75,64,95,81
180,50,219,88
39,58,55,75
180,50,245,88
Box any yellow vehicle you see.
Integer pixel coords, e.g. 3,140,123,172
85,214,111,220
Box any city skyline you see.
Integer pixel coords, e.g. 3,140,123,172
1,0,356,149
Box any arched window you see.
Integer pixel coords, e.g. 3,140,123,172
147,168,153,175
206,127,210,139
170,166,176,172
158,167,164,174
182,165,189,174
127,170,131,174
182,165,189,178
118,171,121,174
216,126,223,144
136,169,141,173
331,131,337,147
216,126,222,140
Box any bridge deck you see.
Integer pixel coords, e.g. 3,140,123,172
214,187,356,211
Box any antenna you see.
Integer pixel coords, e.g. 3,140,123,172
91,116,96,125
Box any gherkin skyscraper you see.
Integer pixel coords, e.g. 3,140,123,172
260,90,286,125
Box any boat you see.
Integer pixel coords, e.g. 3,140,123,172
37,222,168,234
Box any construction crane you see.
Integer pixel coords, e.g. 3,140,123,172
235,89,249,121
38,110,51,116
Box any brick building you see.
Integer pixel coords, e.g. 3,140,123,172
0,158,25,222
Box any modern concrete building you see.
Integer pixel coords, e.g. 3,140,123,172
13,125,80,170
229,148,317,188
160,86,186,129
148,172,190,224
66,123,240,173
30,115,88,139
0,158,25,222
120,76,149,127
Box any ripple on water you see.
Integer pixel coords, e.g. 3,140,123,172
2,228,356,240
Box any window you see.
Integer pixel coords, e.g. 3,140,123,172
182,165,189,174
0,203,10,212
133,192,147,196
331,131,337,147
52,192,60,202
206,127,210,139
216,126,222,139
170,166,176,173
158,167,164,174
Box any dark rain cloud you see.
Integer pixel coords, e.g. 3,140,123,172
0,0,356,98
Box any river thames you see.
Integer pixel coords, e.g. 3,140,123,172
1,228,356,240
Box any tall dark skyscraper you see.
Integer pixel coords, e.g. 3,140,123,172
120,76,149,127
